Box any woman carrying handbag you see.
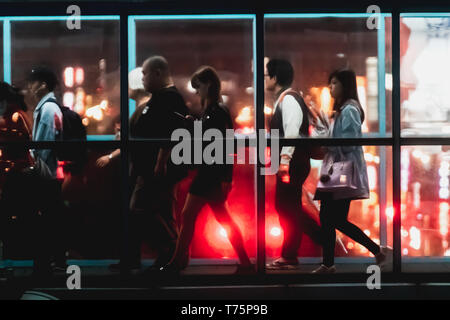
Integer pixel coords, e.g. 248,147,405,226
312,69,392,274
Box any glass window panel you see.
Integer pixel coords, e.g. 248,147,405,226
265,146,393,273
9,18,120,140
401,15,450,137
264,15,392,137
129,147,256,275
131,16,255,135
401,145,450,272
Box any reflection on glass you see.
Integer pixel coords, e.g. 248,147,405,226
265,16,392,136
401,17,450,136
401,146,450,257
10,19,120,138
133,17,254,134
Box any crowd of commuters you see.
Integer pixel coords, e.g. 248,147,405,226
0,55,392,277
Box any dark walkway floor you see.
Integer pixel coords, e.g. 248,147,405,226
1,259,450,299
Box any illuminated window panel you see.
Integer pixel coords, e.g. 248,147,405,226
264,14,392,137
401,145,450,272
401,14,450,137
7,16,120,140
130,147,257,269
129,15,256,136
265,146,393,273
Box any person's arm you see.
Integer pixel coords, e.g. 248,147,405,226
280,95,303,165
154,147,171,176
96,149,120,168
328,105,361,155
33,102,61,167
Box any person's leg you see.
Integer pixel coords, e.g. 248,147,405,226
319,199,338,268
298,206,322,245
168,193,207,268
275,176,303,261
334,200,381,256
209,201,251,266
126,177,146,267
153,181,179,266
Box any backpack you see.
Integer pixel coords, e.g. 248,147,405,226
40,98,87,171
280,90,328,160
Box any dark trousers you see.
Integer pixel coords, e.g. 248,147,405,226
320,198,380,267
275,164,321,260
128,175,178,266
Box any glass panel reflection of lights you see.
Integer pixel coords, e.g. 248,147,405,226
401,17,450,137
401,146,450,271
265,146,393,273
9,19,120,139
264,16,392,137
0,147,122,272
132,17,255,135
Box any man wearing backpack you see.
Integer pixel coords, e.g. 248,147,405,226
26,66,67,275
27,66,63,178
265,58,323,269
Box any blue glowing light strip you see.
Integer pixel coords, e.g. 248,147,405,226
131,14,255,20
87,135,116,141
265,13,392,19
0,16,119,21
401,13,450,18
128,16,137,115
2,19,11,83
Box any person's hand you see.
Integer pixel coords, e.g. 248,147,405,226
96,155,111,168
221,182,232,196
154,161,167,177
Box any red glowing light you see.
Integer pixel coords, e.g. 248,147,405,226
281,174,290,184
270,227,281,237
219,227,228,239
56,161,65,180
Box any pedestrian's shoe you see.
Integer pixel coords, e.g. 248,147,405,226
266,257,299,270
376,246,393,268
157,263,182,275
311,264,336,274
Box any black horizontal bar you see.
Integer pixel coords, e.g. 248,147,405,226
0,140,121,149
400,138,450,146
2,137,450,149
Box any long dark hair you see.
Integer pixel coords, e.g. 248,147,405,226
328,69,365,123
190,66,221,106
0,81,27,112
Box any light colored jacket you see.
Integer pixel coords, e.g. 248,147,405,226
315,99,369,200
32,92,63,177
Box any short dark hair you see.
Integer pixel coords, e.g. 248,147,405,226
266,59,294,88
27,66,58,92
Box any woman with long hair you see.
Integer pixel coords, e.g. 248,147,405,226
312,69,391,273
159,66,252,273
